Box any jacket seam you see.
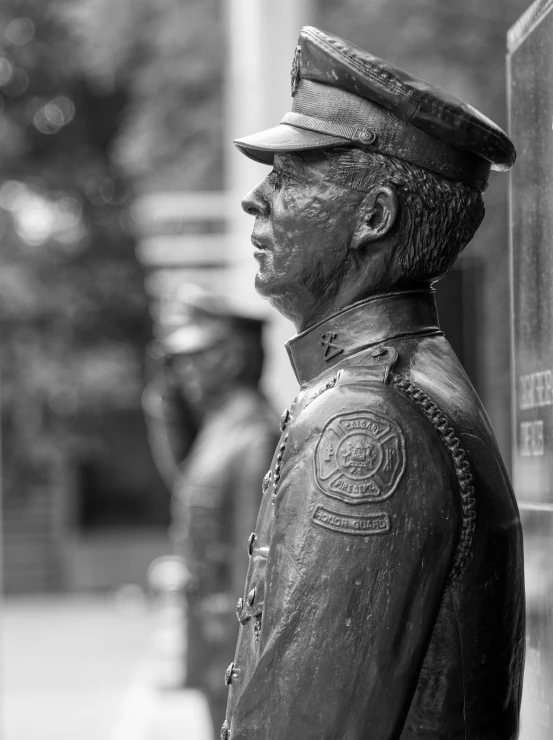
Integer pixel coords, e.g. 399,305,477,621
449,586,468,740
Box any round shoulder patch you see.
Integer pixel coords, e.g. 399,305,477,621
314,410,406,504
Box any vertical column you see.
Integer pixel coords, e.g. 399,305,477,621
224,0,315,408
508,4,553,736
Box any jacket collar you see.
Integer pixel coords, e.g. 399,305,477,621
285,289,441,385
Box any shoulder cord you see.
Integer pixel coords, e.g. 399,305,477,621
389,373,476,582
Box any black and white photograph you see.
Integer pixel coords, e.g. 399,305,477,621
0,1,549,738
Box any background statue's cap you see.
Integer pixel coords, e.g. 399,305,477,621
234,26,516,191
161,284,266,357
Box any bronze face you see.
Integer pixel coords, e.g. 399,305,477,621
242,151,364,328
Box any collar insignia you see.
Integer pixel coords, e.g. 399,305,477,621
321,332,344,361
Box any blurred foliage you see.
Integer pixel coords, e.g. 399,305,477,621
69,0,225,192
0,0,151,499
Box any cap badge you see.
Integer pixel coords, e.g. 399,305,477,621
358,128,377,146
290,45,301,97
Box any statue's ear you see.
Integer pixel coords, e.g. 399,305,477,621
351,186,399,251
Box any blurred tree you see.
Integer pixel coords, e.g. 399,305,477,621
0,0,151,510
69,0,225,192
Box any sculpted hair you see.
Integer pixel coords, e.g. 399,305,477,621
327,148,485,283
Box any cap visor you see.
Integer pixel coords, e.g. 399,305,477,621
234,123,350,164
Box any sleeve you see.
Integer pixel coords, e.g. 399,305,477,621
229,386,461,740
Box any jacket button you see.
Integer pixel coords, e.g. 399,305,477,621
262,470,272,494
225,661,236,686
247,586,256,606
247,532,256,556
358,127,377,145
220,720,230,740
236,597,243,623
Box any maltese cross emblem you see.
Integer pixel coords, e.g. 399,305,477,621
314,410,406,504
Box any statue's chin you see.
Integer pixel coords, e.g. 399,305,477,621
254,270,277,300
254,273,304,326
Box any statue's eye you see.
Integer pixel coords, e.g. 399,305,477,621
270,168,293,188
269,169,283,188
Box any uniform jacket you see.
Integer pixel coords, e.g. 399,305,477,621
223,290,525,740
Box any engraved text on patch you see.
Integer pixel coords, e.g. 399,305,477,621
312,505,391,536
314,410,406,504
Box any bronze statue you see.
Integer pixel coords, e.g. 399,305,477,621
147,287,278,733
222,27,525,740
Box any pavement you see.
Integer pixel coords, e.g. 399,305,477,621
1,593,214,740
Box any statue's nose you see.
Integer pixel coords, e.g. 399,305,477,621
242,183,268,217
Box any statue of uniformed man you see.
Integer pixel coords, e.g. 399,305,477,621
222,27,525,740
152,288,278,732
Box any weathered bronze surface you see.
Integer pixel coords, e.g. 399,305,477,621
508,1,553,735
223,27,525,739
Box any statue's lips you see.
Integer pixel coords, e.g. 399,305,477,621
251,236,270,252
